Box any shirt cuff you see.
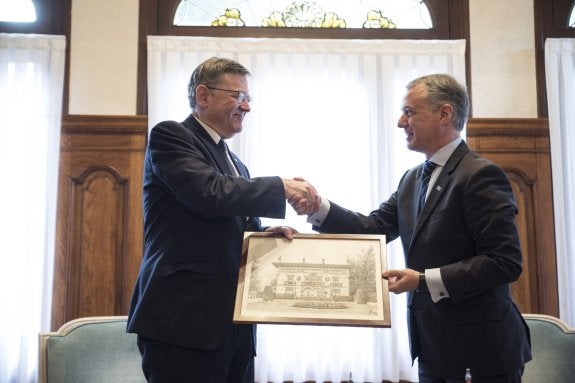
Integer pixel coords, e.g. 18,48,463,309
307,197,331,226
426,268,450,302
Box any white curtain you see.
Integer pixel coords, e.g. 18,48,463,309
148,36,466,383
0,34,66,382
545,38,575,328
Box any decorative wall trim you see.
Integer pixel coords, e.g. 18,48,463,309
62,115,148,135
467,118,549,136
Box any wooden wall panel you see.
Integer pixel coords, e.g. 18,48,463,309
51,116,558,331
52,115,147,330
467,118,558,316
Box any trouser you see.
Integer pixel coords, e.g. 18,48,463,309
137,324,255,383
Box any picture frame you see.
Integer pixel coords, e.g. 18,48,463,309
233,232,391,327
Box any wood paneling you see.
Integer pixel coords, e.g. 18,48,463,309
467,118,558,316
51,115,147,330
51,116,558,330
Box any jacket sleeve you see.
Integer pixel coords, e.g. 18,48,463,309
147,120,286,219
440,162,523,302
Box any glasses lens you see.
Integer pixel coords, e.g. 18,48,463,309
206,86,251,104
237,91,251,104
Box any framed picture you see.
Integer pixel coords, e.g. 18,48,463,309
233,232,390,327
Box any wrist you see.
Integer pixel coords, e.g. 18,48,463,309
417,272,428,292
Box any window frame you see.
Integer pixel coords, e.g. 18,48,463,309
138,0,471,115
0,0,72,115
535,0,575,117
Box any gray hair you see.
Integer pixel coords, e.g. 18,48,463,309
406,74,469,131
187,57,251,109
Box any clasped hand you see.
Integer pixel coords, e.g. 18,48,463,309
282,177,320,216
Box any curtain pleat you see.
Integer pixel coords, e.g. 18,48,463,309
545,38,575,328
0,33,66,383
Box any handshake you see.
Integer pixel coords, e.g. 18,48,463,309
282,177,320,216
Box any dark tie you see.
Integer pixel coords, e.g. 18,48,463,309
418,160,437,214
217,140,237,175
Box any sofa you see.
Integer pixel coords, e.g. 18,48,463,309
39,314,574,382
522,313,575,383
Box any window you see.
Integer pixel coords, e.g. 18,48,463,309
146,34,466,383
0,0,37,22
543,0,575,327
534,0,575,117
173,0,431,29
141,3,471,378
138,0,470,114
0,0,68,34
0,32,66,383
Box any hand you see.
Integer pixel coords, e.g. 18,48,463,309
382,268,419,294
282,177,320,215
265,225,298,240
287,193,321,216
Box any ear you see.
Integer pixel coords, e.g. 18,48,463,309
439,103,454,124
195,85,210,107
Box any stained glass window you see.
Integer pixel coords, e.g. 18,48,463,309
0,0,37,22
173,0,432,29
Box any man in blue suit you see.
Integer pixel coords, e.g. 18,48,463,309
127,57,317,382
300,74,531,382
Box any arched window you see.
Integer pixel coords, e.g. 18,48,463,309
543,0,575,328
0,0,68,34
535,0,575,116
0,0,37,22
142,2,469,382
151,0,466,37
172,0,432,29
139,0,470,114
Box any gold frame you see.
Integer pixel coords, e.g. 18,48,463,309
234,232,390,327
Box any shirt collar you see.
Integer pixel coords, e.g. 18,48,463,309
192,113,222,145
429,137,462,167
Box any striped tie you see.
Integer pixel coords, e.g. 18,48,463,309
418,160,437,214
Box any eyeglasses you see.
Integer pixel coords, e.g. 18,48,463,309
205,86,252,104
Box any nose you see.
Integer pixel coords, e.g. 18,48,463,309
239,102,250,112
397,114,407,128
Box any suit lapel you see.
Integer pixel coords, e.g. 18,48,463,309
181,115,249,229
410,142,470,244
181,115,234,175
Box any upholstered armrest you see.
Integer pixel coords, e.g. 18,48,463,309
522,314,575,383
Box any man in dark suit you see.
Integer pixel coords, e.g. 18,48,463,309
127,57,317,383
300,74,531,382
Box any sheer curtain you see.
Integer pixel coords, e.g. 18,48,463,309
545,38,575,328
0,34,65,382
148,36,466,382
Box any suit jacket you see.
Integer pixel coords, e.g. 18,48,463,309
127,115,286,350
316,141,531,377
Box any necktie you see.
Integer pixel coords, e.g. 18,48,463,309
217,140,237,176
418,160,437,214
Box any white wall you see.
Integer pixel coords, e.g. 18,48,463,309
67,0,538,118
69,0,138,115
469,0,537,117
